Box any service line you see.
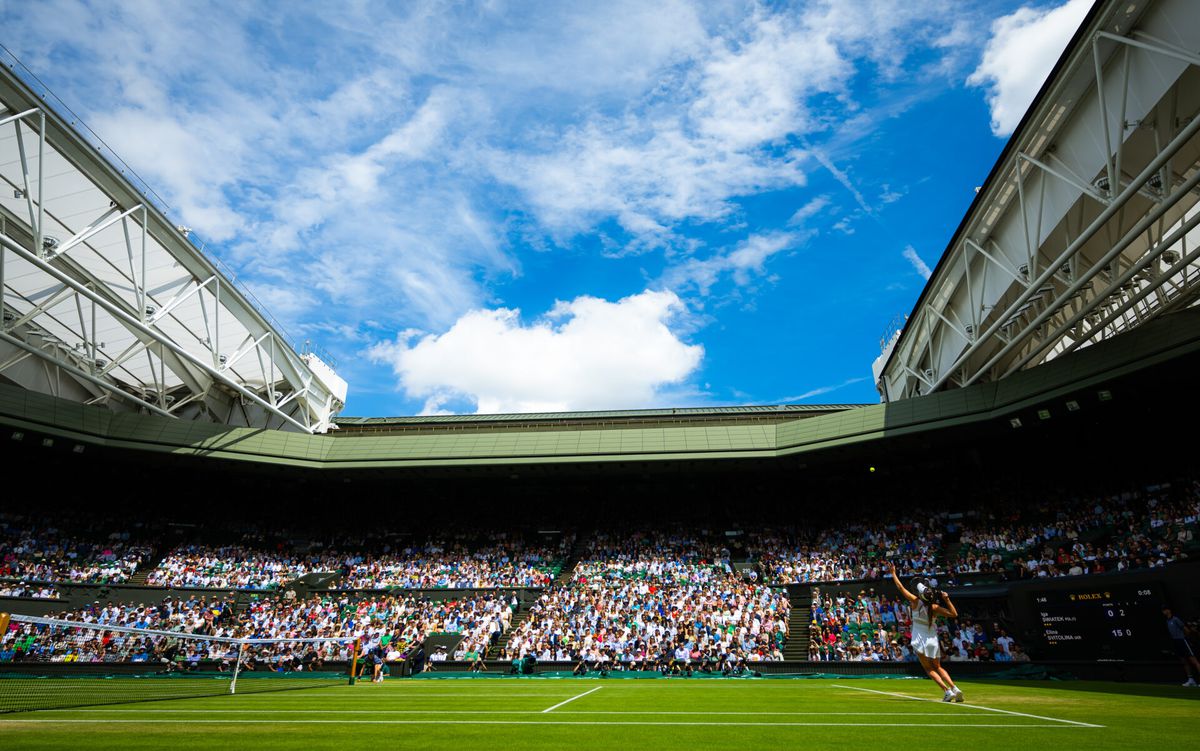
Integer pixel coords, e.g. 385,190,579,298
541,686,603,713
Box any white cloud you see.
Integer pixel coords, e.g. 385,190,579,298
1,0,993,413
968,0,1091,137
690,13,847,148
85,107,254,240
368,290,703,414
902,245,933,280
250,87,458,255
486,1,978,241
802,1,968,76
776,376,867,403
662,233,800,296
788,196,830,226
453,0,711,98
486,3,966,240
805,145,873,214
488,117,808,239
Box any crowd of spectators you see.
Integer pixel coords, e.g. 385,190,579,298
2,479,1197,597
570,531,730,584
0,582,58,599
0,590,517,669
0,516,152,584
952,481,1198,579
503,532,790,669
0,596,242,666
337,533,570,589
808,587,1028,663
144,533,569,591
751,517,945,584
746,481,1198,586
146,544,347,589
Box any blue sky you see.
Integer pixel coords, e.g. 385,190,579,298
0,0,1092,416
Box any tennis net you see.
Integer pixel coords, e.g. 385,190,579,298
0,612,359,713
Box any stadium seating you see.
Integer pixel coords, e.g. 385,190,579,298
0,591,516,668
0,515,152,584
502,532,790,667
807,588,1028,663
142,534,571,590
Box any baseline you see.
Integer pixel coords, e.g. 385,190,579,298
54,709,999,716
831,684,1104,728
0,718,1100,727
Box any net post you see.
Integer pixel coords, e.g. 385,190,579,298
348,637,360,686
230,642,245,695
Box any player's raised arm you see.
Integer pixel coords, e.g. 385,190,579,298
932,590,958,619
889,561,917,604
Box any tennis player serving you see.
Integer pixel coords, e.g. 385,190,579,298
888,560,963,702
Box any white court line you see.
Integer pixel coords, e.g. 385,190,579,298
227,692,576,698
0,718,1099,727
832,684,1104,728
542,686,602,713
57,709,1000,716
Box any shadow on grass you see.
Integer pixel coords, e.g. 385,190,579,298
968,678,1200,701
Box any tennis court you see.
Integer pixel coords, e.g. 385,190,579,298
3,677,1195,750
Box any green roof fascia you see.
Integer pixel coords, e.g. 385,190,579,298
0,307,1198,468
0,385,331,468
0,384,782,467
323,448,778,469
335,403,864,425
771,306,1200,458
320,423,776,465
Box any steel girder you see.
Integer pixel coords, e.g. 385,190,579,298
0,63,345,432
877,0,1200,402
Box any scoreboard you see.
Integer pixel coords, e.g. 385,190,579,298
1030,582,1170,660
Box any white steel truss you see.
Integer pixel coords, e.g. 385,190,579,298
0,61,346,432
876,0,1200,402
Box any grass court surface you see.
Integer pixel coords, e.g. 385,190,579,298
2,676,1195,750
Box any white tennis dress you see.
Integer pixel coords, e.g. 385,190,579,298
910,602,940,659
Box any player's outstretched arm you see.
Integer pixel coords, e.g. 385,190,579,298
888,561,917,604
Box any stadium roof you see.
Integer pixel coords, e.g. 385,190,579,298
335,404,864,432
2,304,1196,469
877,0,1200,401
0,57,346,433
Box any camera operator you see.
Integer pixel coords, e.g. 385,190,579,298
888,561,963,702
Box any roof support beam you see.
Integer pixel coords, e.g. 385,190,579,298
965,238,1031,289
0,231,315,432
1010,203,1200,371
0,70,345,432
149,275,216,325
1097,30,1200,68
932,103,1200,391
967,159,1200,385
1017,152,1110,204
1,284,73,334
0,329,173,418
49,204,143,260
7,107,44,256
